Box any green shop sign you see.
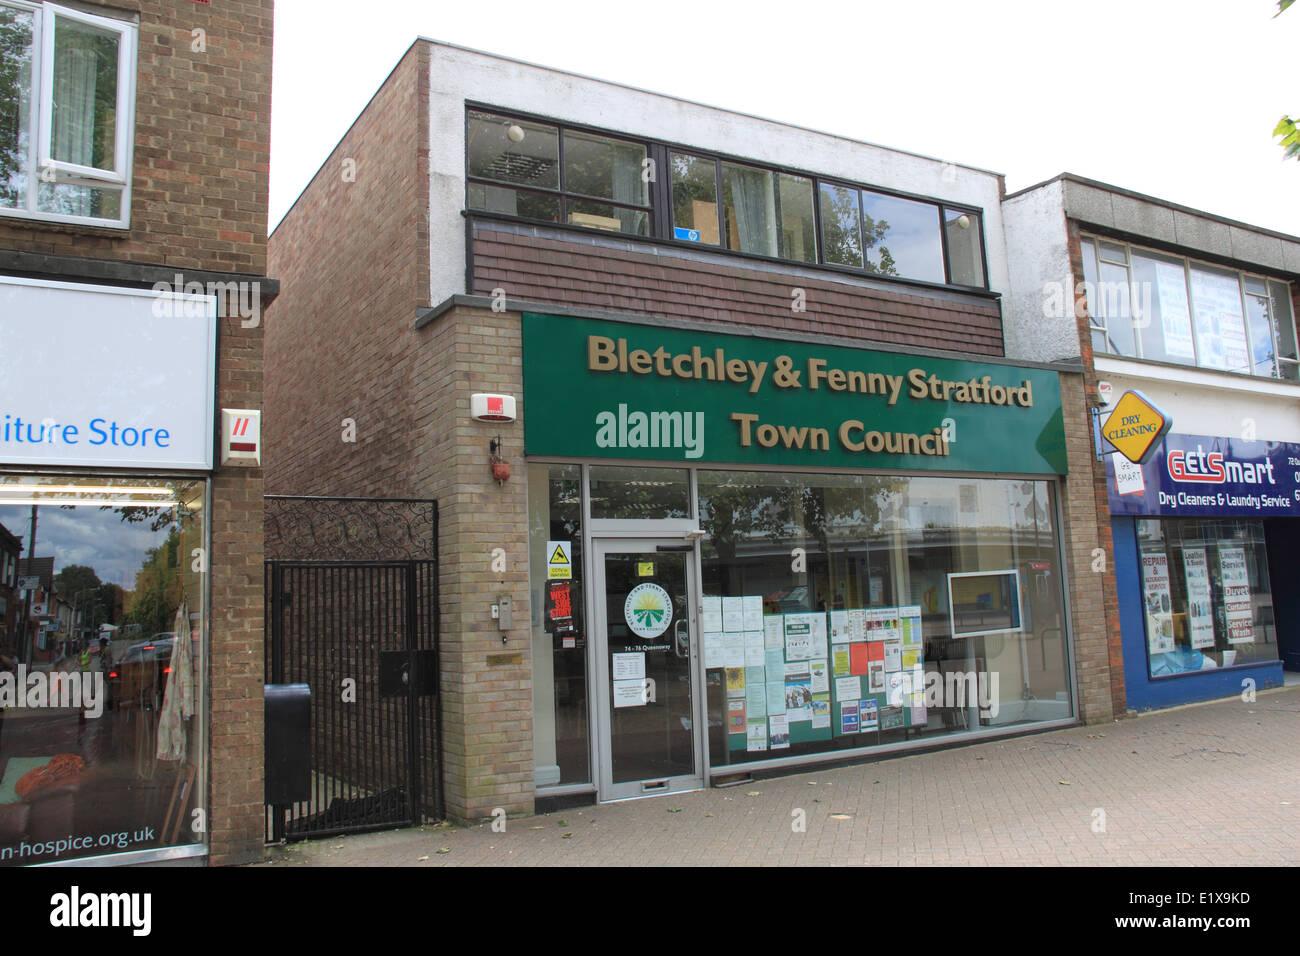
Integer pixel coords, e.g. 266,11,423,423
521,313,1067,475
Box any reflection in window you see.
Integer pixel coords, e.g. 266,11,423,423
697,471,1070,768
527,464,588,786
861,191,944,282
562,130,650,235
670,152,719,244
589,465,690,520
0,5,34,211
944,208,984,287
0,474,206,865
819,183,862,268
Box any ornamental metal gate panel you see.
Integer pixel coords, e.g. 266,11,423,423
263,496,440,842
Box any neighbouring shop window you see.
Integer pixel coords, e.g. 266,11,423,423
1136,518,1280,677
0,474,206,865
697,470,1070,767
589,465,690,520
0,1,135,227
527,464,588,786
1081,235,1299,380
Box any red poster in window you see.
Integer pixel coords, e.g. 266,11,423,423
545,580,573,632
849,643,871,675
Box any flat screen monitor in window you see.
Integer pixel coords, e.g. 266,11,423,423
947,570,1023,638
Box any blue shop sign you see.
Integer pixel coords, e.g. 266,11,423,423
1106,432,1300,517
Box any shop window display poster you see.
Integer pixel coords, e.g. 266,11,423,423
766,680,786,716
722,596,744,632
861,698,879,731
746,718,768,752
832,646,851,676
834,675,861,701
744,631,765,667
830,610,851,643
702,595,723,633
745,676,767,718
849,642,871,675
722,631,744,668
743,596,764,631
784,614,816,660
763,615,784,649
840,701,860,734
1218,546,1255,644
728,698,746,734
784,662,813,721
725,667,745,697
1182,548,1216,650
769,714,790,749
1141,552,1175,655
703,631,724,668
810,694,831,729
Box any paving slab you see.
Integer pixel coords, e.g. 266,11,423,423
256,686,1300,867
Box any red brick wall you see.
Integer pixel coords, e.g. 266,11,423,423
0,0,273,276
471,223,1005,356
265,43,430,498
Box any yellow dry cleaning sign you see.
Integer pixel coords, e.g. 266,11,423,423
547,541,572,580
1101,390,1172,465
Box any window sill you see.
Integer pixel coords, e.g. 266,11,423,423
1094,354,1300,397
0,208,130,236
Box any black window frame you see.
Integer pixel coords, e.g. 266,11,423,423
464,102,992,294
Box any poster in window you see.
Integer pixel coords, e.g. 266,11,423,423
1218,546,1254,644
1155,261,1196,359
1182,548,1216,650
544,580,573,633
1191,268,1250,372
1141,553,1175,655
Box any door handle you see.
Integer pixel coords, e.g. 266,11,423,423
675,619,690,658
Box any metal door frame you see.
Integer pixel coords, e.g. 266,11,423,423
591,534,705,802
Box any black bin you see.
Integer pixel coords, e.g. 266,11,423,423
264,683,310,804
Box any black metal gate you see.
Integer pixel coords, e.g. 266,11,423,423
263,496,441,842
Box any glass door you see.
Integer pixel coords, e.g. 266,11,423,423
592,538,702,800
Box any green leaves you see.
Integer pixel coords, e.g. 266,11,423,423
1277,0,1294,17
1275,115,1300,160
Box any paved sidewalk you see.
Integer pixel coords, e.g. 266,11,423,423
258,686,1300,867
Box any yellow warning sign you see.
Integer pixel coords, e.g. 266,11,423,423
547,540,572,580
1101,390,1172,465
636,562,655,577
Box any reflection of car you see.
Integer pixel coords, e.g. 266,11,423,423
107,634,175,711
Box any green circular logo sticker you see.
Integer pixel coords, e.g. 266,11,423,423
624,583,673,639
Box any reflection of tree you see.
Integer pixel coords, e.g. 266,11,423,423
862,214,898,277
123,528,181,636
0,9,31,207
701,476,906,573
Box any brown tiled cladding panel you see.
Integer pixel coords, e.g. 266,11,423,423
472,227,1004,356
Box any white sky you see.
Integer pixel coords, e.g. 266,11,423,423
269,0,1299,237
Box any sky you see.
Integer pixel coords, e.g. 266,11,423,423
269,0,1300,237
0,506,171,589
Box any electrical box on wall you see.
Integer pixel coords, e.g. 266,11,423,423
221,408,261,466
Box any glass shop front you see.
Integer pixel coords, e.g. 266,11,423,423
523,312,1076,800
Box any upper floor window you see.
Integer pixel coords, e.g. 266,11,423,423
467,109,651,237
1081,235,1298,381
465,107,987,291
0,1,136,228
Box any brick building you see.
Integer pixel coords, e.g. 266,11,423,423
0,0,273,865
267,40,1116,825
1003,175,1299,710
